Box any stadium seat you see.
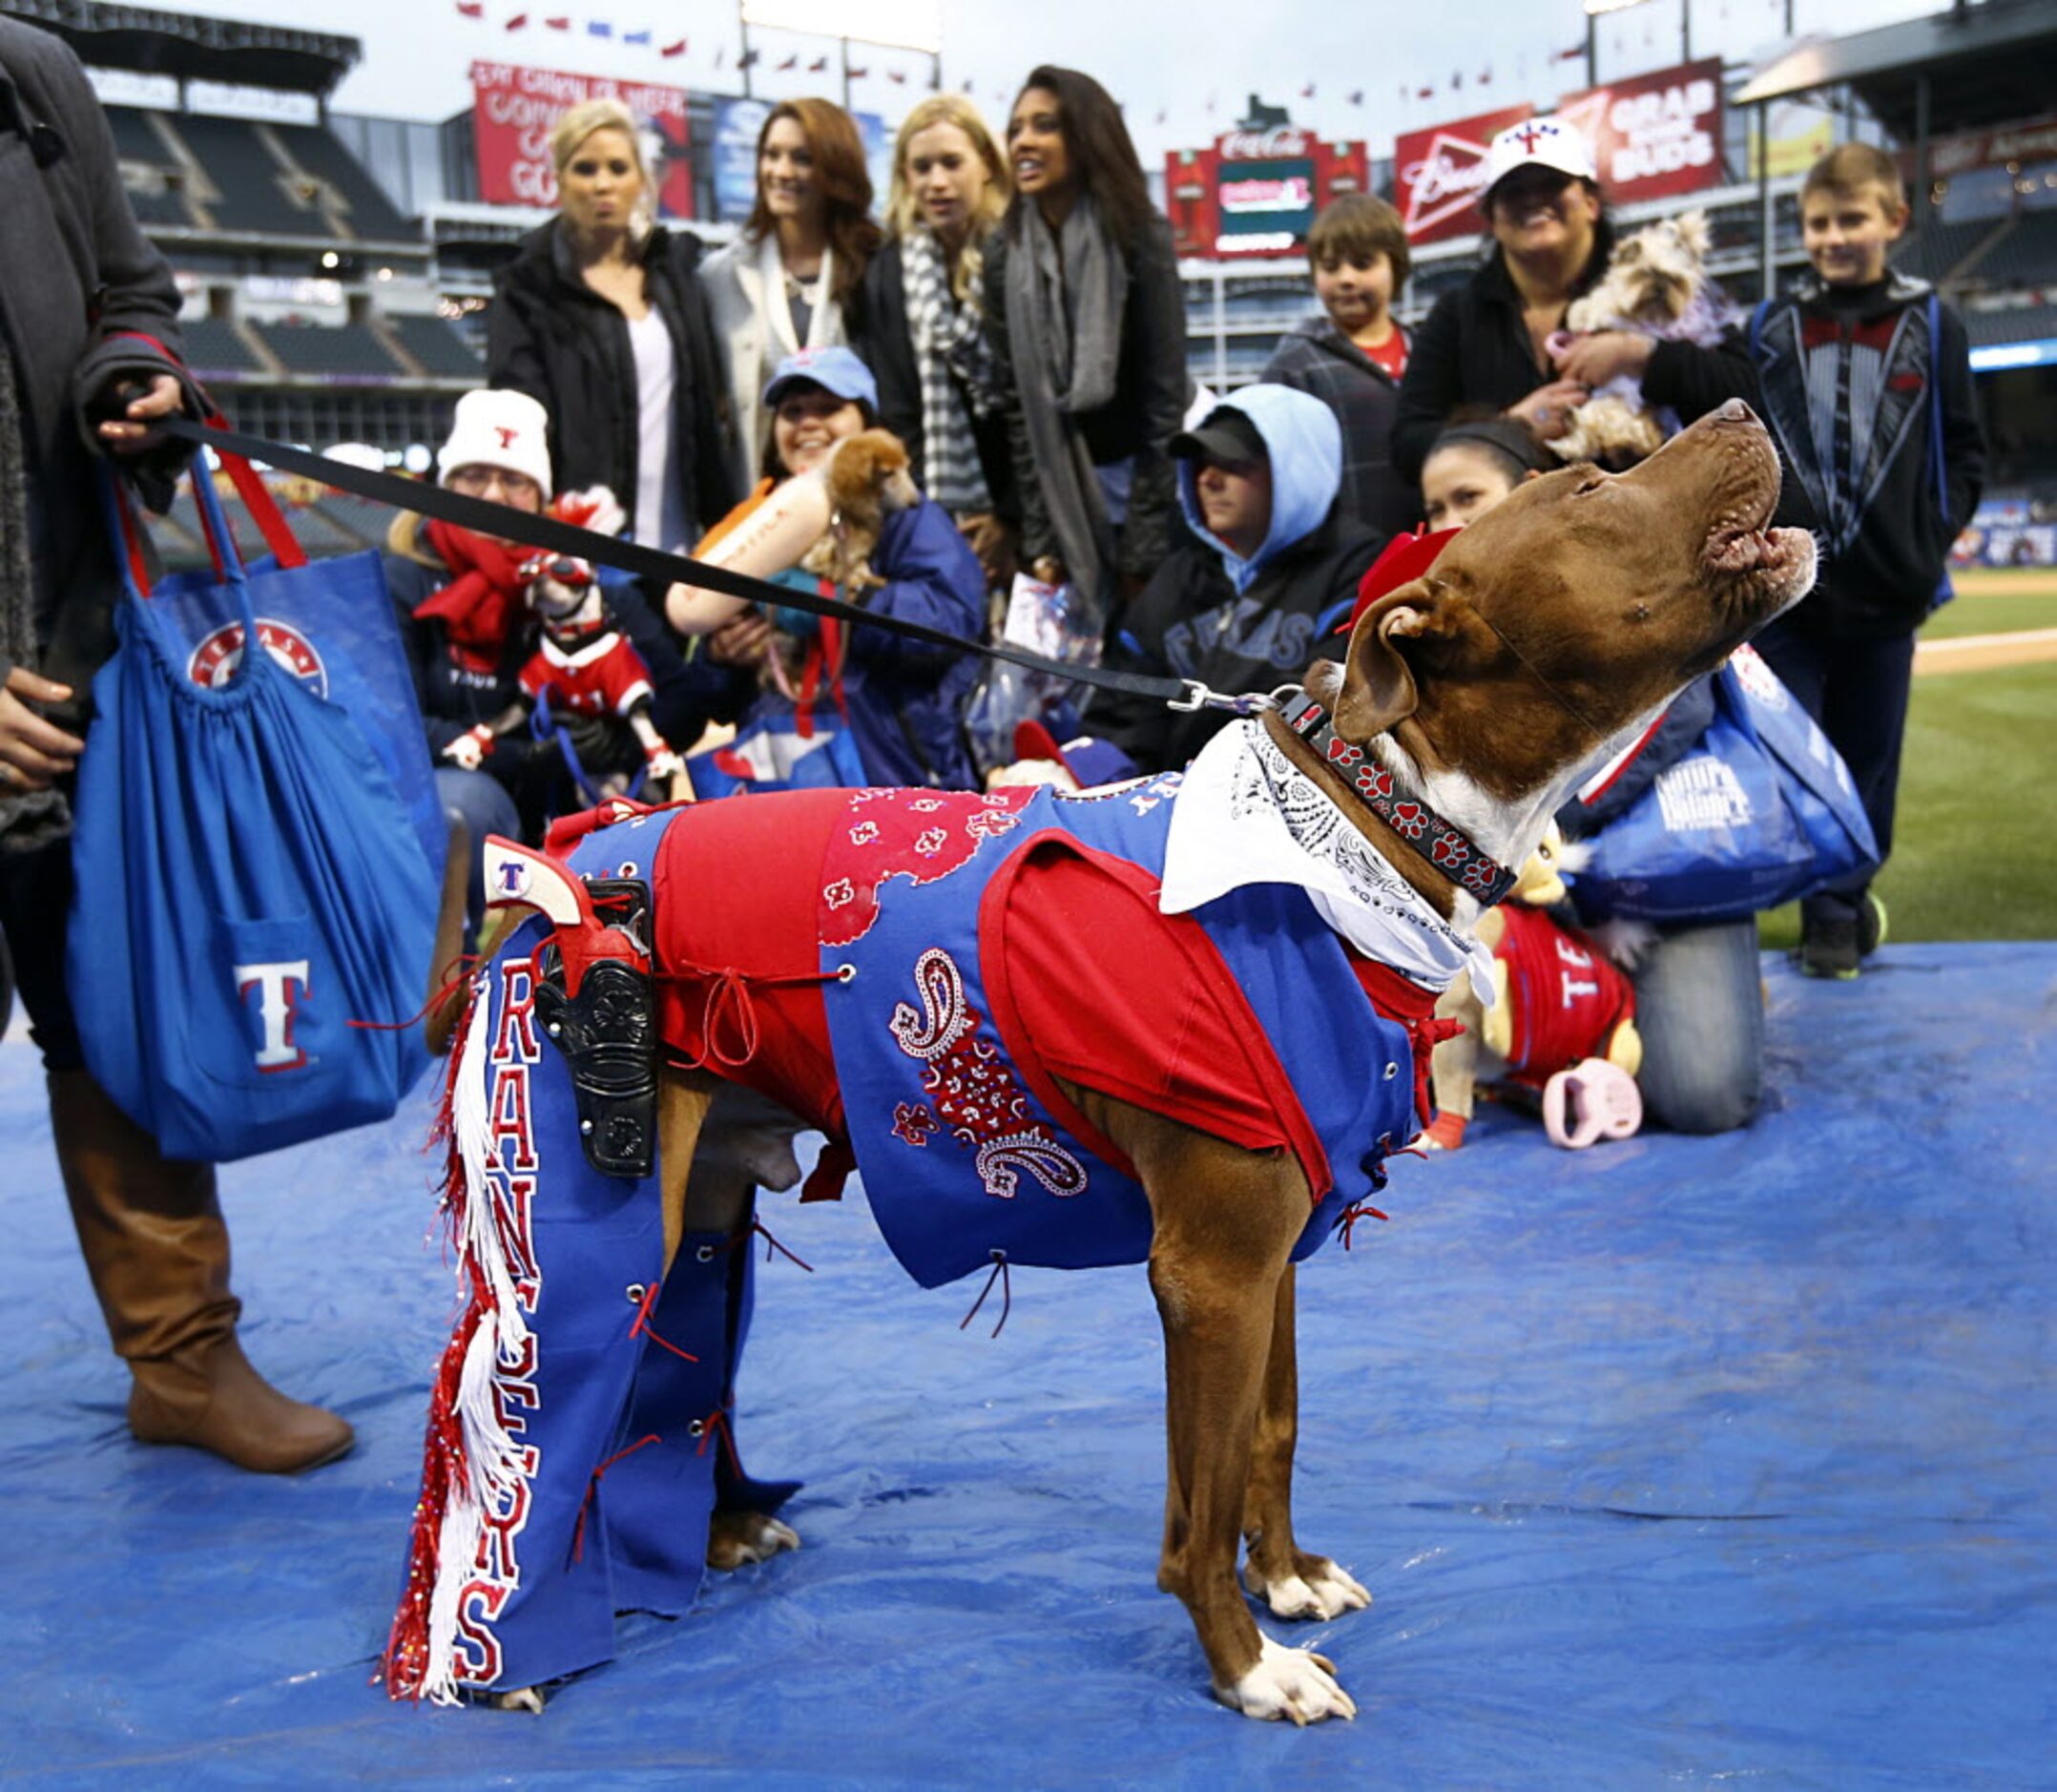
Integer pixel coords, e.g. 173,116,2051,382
386,315,485,380
269,123,414,240
176,114,314,238
179,317,264,378
251,322,406,379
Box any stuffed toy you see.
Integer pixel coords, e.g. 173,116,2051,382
1426,823,1645,1150
1548,211,1738,467
442,489,689,801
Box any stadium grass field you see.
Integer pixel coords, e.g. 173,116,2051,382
1758,652,2056,951
1922,565,2057,640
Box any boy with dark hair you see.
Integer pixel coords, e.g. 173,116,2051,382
1262,194,1416,541
1559,142,1984,978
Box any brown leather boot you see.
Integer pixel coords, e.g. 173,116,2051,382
48,1070,354,1474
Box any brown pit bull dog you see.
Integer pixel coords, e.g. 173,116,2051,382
392,401,1812,1723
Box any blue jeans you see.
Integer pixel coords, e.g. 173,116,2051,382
1630,917,1764,1135
436,766,523,947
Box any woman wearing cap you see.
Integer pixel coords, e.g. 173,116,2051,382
488,98,736,553
664,347,986,790
1418,414,1554,531
701,99,882,497
1390,116,1614,490
984,66,1190,635
856,94,1017,593
385,391,726,908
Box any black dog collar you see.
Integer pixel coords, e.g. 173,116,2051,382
1278,692,1519,906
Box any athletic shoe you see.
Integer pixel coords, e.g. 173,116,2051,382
1798,913,1860,980
1857,891,1888,959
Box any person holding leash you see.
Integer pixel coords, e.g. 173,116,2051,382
0,14,350,1473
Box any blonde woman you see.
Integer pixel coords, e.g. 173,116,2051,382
700,98,882,495
488,97,737,551
855,94,1016,586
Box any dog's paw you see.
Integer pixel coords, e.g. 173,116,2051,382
706,1510,801,1571
1215,1633,1357,1725
1242,1556,1371,1621
488,1685,547,1714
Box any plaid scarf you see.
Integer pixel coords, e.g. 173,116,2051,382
903,227,997,514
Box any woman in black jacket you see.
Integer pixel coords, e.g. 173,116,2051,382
985,66,1190,636
1390,115,1613,487
488,97,736,550
858,94,1017,593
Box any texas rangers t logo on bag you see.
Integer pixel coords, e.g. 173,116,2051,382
235,958,311,1072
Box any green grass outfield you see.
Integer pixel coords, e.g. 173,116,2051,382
1922,565,2057,640
1758,655,2056,949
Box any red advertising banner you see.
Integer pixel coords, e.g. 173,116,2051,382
1557,58,1725,203
469,61,692,217
1164,127,1372,260
1393,102,1534,245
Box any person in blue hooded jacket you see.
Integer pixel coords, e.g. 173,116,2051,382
666,345,987,789
1084,383,1384,773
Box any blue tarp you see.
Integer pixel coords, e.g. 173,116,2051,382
3,943,2051,1786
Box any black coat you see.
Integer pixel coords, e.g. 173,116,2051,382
0,18,201,732
853,238,1017,522
983,215,1191,584
488,220,738,542
1087,502,1383,774
1390,248,1605,486
1640,274,1985,636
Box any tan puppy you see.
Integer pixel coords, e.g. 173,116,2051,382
798,428,922,594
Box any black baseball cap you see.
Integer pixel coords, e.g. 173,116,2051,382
1170,406,1268,466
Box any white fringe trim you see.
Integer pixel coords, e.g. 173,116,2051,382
418,980,538,1704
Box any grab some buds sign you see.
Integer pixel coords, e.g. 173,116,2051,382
1394,59,1724,246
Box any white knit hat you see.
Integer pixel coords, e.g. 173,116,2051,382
437,388,554,499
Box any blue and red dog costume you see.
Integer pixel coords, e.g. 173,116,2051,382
384,740,1463,1702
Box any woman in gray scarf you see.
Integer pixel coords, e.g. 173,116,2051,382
984,66,1191,637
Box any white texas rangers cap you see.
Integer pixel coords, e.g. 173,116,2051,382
1482,115,1598,203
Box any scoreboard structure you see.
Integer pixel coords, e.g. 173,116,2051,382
1166,125,1371,260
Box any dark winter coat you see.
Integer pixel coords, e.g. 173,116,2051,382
488,220,738,543
983,216,1191,585
1641,271,1985,638
1261,317,1413,543
853,236,1017,522
1390,246,1608,485
0,18,203,752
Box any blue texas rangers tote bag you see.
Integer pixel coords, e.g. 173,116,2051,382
1569,645,1880,926
66,464,441,1161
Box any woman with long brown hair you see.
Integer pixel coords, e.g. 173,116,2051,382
855,94,1016,589
984,66,1190,635
701,97,882,492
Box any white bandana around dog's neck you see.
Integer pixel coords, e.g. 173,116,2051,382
1160,719,1497,1006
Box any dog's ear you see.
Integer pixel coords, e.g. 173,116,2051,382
1674,209,1710,258
1332,579,1460,742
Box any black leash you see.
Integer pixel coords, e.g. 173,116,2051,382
158,417,1269,719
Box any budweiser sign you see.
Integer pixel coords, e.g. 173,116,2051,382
1394,102,1534,244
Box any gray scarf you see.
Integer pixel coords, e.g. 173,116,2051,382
0,340,69,850
1003,196,1129,615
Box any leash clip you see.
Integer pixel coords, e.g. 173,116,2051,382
1168,680,1279,717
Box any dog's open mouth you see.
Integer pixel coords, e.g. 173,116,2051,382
1704,522,1818,605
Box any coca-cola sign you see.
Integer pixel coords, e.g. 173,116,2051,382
1217,125,1313,162
1394,103,1535,244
